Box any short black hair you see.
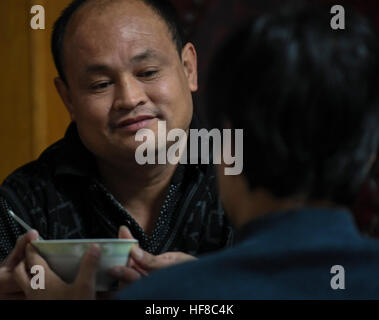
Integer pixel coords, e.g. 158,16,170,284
51,0,184,84
207,1,379,206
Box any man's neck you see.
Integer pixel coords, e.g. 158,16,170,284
97,159,178,234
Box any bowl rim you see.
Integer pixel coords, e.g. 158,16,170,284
31,239,138,244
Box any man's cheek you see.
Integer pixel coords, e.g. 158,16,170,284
74,103,109,124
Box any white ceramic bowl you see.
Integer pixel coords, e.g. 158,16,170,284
31,239,138,292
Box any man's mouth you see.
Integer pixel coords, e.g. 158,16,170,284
115,115,157,132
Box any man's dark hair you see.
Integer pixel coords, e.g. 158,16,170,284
207,1,379,206
51,0,184,84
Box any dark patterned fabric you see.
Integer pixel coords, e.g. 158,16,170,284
0,120,234,262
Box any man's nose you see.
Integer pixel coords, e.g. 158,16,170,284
113,77,148,110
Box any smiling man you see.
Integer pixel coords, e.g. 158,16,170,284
0,0,233,299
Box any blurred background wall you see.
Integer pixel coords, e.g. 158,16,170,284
0,0,72,182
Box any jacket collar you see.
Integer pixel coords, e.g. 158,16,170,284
53,115,209,179
235,207,360,247
52,123,97,178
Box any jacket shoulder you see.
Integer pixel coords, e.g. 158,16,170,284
2,138,65,189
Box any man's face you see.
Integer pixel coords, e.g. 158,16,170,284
56,0,197,166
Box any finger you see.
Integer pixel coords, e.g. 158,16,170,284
126,256,148,274
130,246,173,272
129,246,159,271
0,292,26,300
118,226,134,239
133,264,149,277
161,252,197,265
25,244,67,291
118,227,136,268
127,256,134,268
74,245,101,293
132,249,196,271
0,266,21,294
108,266,142,285
3,230,39,270
13,260,31,294
24,244,50,271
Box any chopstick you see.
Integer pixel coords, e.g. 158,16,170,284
7,210,44,240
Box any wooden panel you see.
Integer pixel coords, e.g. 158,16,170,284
44,0,72,147
30,0,48,158
0,0,32,182
30,0,72,156
0,0,72,182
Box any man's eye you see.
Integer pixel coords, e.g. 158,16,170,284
138,70,159,78
90,82,112,90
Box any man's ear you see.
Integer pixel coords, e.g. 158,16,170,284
54,77,75,121
181,43,198,92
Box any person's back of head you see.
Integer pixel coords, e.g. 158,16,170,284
207,1,379,207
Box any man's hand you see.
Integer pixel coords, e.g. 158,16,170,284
13,243,101,300
0,230,39,299
109,226,196,287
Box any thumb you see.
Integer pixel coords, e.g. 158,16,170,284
4,230,39,270
118,226,137,268
75,245,101,293
132,248,196,271
118,226,134,239
130,246,162,271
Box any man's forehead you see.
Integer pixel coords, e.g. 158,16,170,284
64,0,172,53
66,0,166,37
66,27,171,68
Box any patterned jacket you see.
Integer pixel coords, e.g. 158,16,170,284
0,121,234,261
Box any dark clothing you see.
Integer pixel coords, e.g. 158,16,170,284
117,208,379,299
0,122,234,261
354,162,379,237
